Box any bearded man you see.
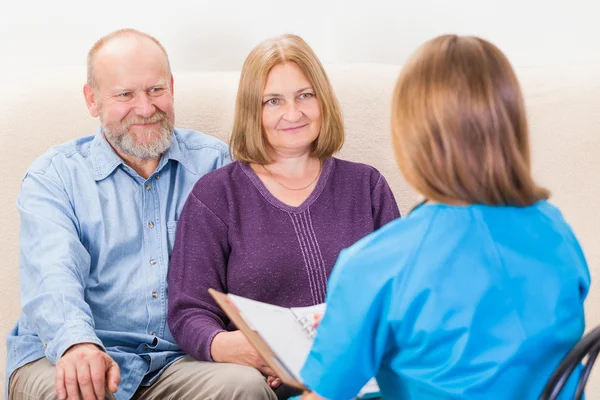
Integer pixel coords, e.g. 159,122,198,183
5,29,277,400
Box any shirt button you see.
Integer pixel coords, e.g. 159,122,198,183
44,343,47,349
155,175,159,180
150,259,157,265
148,221,155,228
144,345,150,351
145,184,151,191
151,332,157,336
152,291,158,298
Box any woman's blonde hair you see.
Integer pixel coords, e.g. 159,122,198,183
392,35,549,207
230,34,344,164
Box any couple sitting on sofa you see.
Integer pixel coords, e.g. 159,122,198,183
6,28,588,400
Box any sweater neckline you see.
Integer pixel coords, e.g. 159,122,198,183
239,157,334,214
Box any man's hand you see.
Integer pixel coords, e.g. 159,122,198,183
211,331,281,388
55,343,120,400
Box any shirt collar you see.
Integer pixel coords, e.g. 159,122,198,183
408,198,429,215
157,129,195,174
89,127,125,181
89,127,195,181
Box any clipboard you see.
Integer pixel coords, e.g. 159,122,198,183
208,288,308,390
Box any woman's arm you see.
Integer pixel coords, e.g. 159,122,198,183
371,174,401,228
300,391,326,400
167,190,281,386
167,192,231,361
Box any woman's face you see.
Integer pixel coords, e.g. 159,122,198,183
261,62,322,158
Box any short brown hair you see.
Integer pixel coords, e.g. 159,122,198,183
87,28,171,89
391,35,549,206
230,34,344,164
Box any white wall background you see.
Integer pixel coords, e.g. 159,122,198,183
1,0,599,77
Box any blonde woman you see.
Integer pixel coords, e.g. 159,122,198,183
167,34,399,399
298,35,589,399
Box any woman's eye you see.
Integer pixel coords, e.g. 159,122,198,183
299,92,314,100
265,98,280,106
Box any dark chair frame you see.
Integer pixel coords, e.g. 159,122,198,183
540,325,600,400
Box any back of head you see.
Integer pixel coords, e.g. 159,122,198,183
231,34,344,163
392,35,549,206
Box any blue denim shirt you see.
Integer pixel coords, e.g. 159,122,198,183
5,128,230,399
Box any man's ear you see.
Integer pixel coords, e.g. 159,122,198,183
170,74,175,97
83,83,99,118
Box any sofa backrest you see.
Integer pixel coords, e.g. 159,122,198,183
1,63,599,393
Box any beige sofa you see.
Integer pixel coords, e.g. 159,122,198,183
1,63,600,395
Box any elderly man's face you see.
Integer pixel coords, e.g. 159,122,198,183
85,37,175,160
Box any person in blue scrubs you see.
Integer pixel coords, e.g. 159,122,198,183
297,35,590,400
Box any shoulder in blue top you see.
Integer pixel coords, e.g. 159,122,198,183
301,201,590,400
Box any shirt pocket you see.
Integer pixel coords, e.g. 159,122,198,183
166,221,178,256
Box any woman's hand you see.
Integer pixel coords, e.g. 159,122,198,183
211,330,282,388
267,375,282,389
312,313,322,328
300,391,326,399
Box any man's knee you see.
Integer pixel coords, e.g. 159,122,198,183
10,357,116,400
208,364,276,400
8,358,56,400
150,359,277,400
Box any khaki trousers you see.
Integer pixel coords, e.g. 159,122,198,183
9,356,279,400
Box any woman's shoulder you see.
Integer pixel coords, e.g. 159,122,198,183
331,157,381,175
189,161,247,202
337,207,437,274
330,157,387,187
324,210,438,309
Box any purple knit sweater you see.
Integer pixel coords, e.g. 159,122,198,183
167,157,400,361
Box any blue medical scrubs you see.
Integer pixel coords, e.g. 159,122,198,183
301,201,589,399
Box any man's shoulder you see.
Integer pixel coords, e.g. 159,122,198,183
173,128,228,158
26,135,96,176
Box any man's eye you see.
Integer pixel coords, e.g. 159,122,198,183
118,92,133,98
149,87,164,94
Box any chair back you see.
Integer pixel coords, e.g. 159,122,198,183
540,325,600,400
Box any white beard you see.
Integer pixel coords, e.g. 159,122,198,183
101,110,174,160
